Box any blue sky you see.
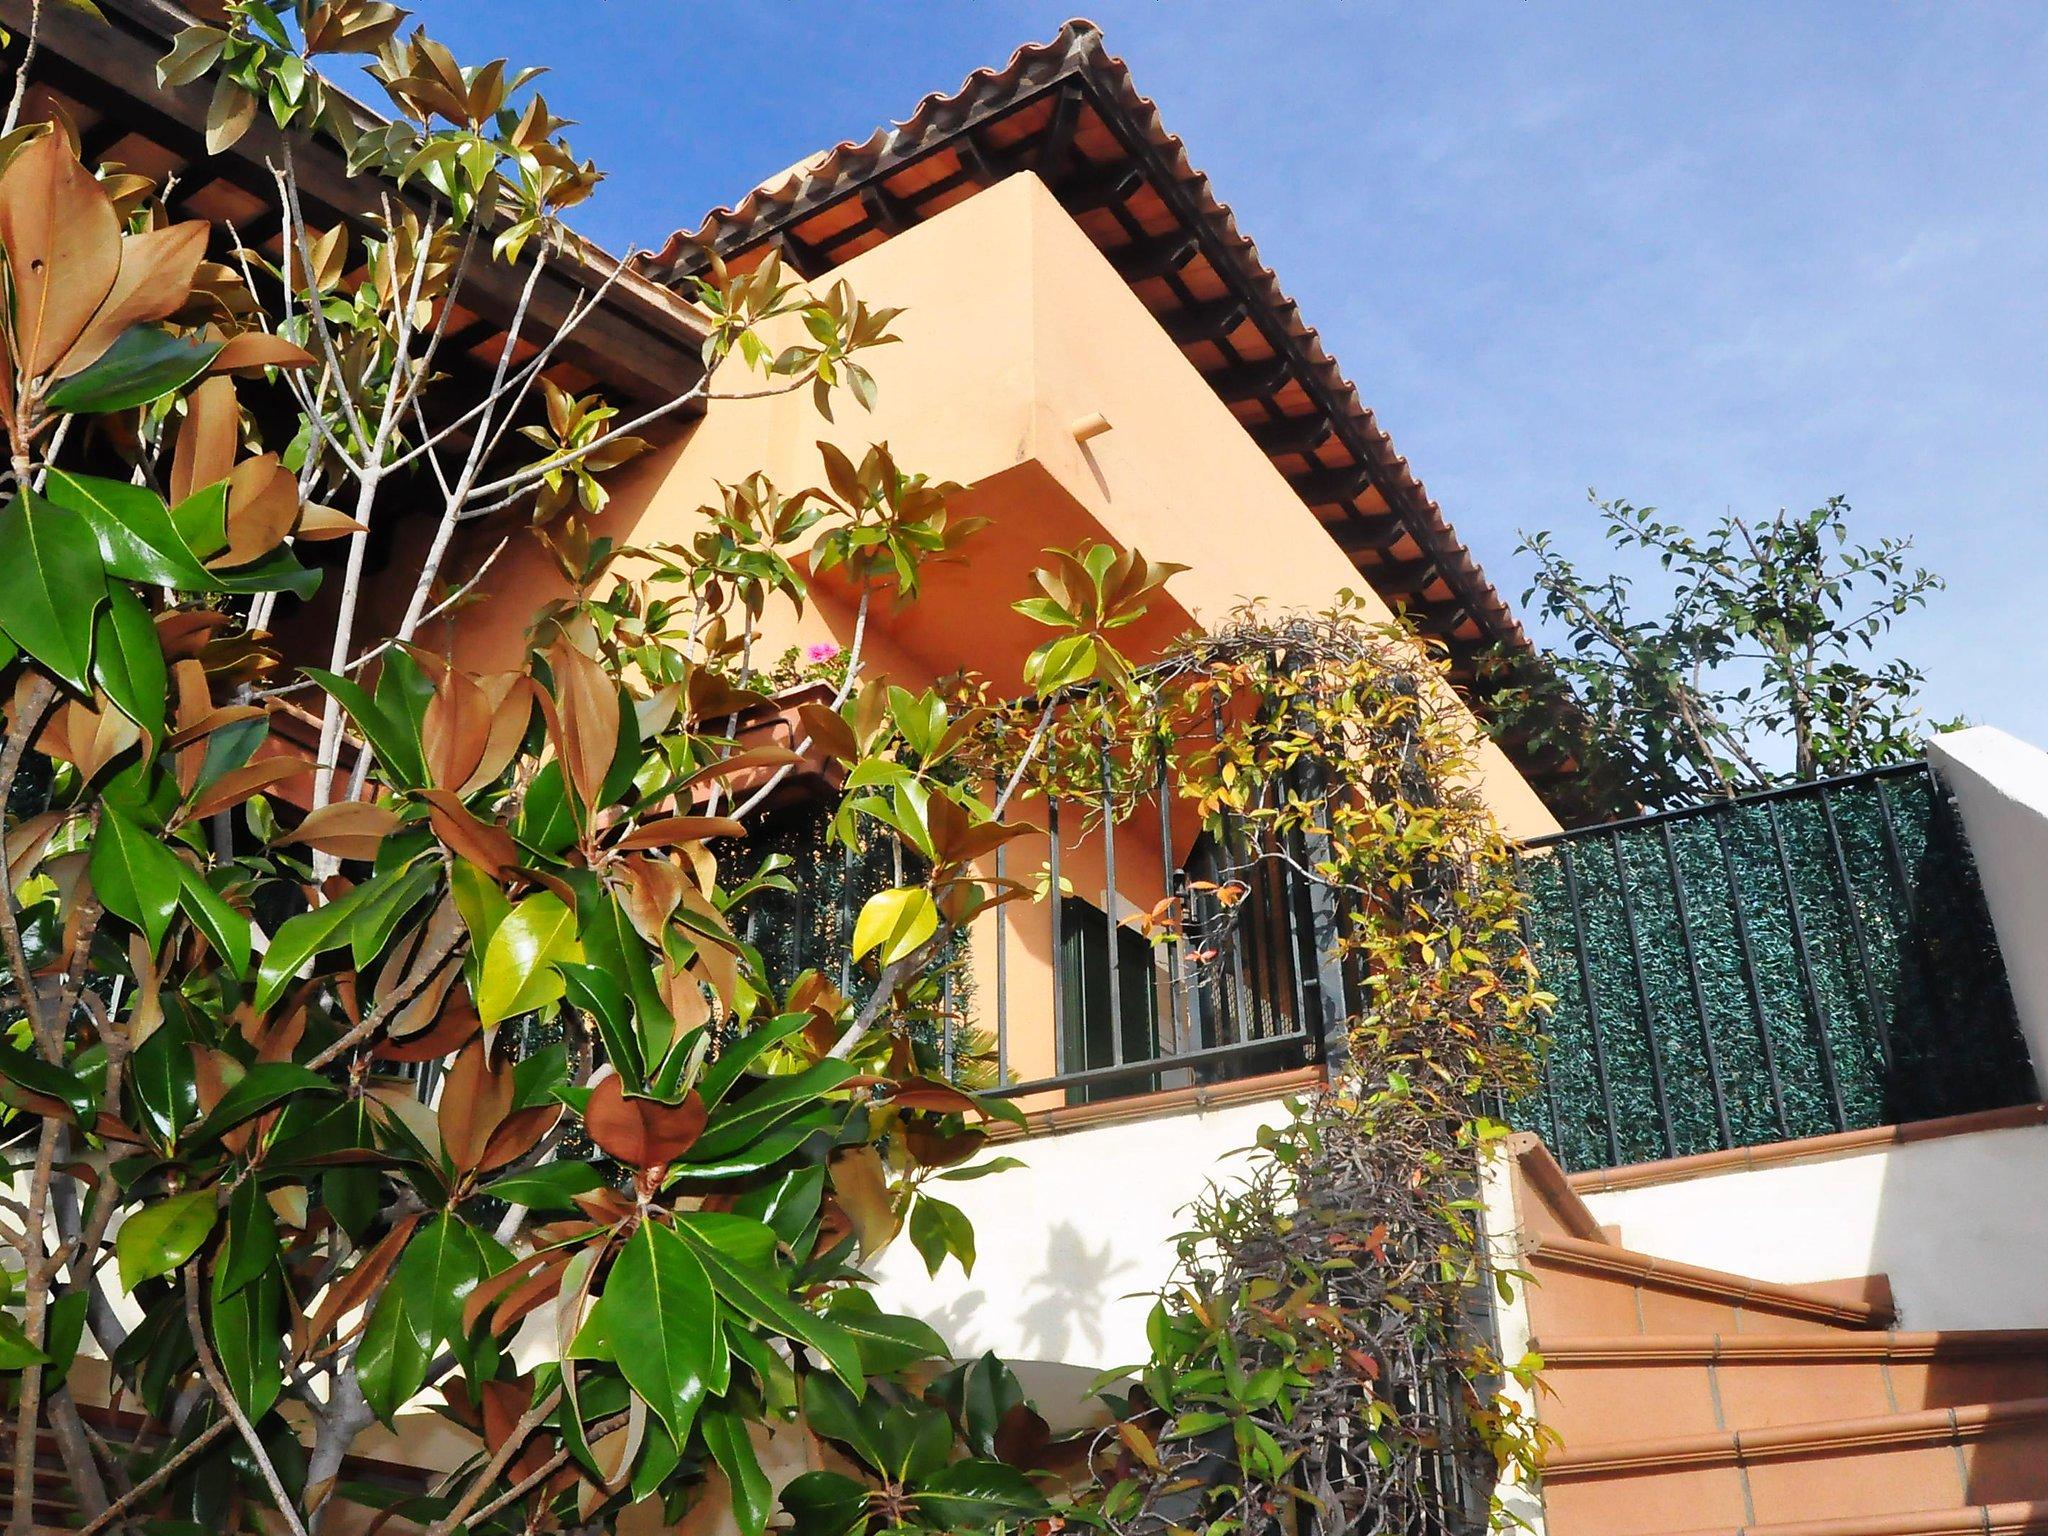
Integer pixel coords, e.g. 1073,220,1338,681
418,2,2048,743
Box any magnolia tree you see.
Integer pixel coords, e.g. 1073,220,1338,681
0,3,1133,1531
0,6,1552,1535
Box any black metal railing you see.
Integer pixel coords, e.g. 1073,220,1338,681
1513,761,2036,1172
732,719,1349,1106
984,729,1349,1105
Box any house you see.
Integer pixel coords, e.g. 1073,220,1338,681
10,4,2048,1531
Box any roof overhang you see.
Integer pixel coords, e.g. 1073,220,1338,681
1,0,710,409
643,20,1534,690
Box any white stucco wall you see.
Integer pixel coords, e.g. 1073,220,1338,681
1927,725,2048,1095
1480,1148,1546,1534
869,1091,1303,1418
1576,1119,2048,1331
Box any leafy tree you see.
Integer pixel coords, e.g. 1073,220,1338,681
0,6,1077,1531
1484,493,1946,817
0,5,1554,1533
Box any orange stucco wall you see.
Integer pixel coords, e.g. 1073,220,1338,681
460,171,1554,831
440,169,1558,1101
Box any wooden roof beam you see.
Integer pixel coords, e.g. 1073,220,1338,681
1162,297,1248,346
1108,230,1198,282
953,128,1021,187
770,230,829,281
1058,161,1144,216
1036,78,1084,185
1289,462,1375,507
1207,355,1294,404
1359,554,1442,596
1249,413,1331,457
1325,512,1409,554
858,183,913,235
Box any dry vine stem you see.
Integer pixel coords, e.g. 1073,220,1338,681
1033,607,1555,1535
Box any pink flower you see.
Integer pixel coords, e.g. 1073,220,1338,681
805,642,841,664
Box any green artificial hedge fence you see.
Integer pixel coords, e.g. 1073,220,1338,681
1513,764,2035,1173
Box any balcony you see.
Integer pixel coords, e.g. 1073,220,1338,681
732,697,1350,1122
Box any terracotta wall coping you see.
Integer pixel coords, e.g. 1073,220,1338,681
986,1065,1325,1142
1535,1330,2048,1366
1672,1498,2048,1536
1527,1234,1896,1328
1564,1101,2048,1195
1503,1130,1608,1241
1542,1394,2048,1477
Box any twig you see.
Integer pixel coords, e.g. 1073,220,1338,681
72,1416,234,1536
6,1117,61,1536
423,1386,562,1536
303,922,466,1070
183,1269,310,1536
1,0,43,138
458,1411,629,1527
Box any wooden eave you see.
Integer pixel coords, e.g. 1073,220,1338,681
0,0,710,410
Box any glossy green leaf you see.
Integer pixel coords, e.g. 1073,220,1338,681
908,1193,975,1278
558,961,643,1088
117,1189,219,1293
44,471,220,591
478,1161,603,1210
695,1011,808,1109
193,713,268,794
851,885,938,965
799,1373,884,1471
42,1291,86,1379
448,857,511,952
168,478,227,558
778,1470,868,1536
346,860,436,970
0,1041,94,1126
359,1214,486,1423
665,1109,836,1184
43,326,222,413
601,1220,720,1444
356,1283,432,1425
175,860,252,980
0,1314,48,1369
513,759,576,853
188,1063,336,1146
130,1019,198,1140
214,1180,277,1299
703,1403,774,1536
675,1222,861,1389
305,668,426,789
212,1265,282,1419
729,1163,825,1252
213,544,320,599
819,1289,947,1376
672,1211,778,1271
93,584,166,744
689,1058,857,1163
90,807,184,952
477,891,583,1027
0,489,107,691
909,1459,1045,1527
255,866,417,1009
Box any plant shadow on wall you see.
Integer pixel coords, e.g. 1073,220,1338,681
0,5,1548,1535
1015,1221,1134,1362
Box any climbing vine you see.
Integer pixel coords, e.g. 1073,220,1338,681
983,597,1555,1534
